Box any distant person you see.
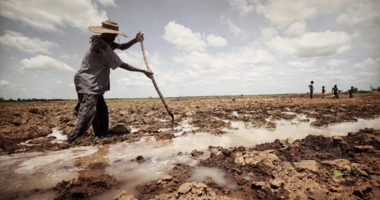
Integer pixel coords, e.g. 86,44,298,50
308,81,314,99
68,19,153,143
322,86,326,98
332,85,340,98
349,86,355,98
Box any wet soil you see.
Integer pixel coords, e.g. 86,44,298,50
1,93,380,199
137,128,380,199
1,93,379,155
53,174,119,200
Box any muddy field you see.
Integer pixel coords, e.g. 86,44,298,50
1,92,380,199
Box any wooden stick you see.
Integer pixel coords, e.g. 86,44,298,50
140,40,174,129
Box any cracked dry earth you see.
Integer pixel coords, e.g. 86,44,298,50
1,92,380,199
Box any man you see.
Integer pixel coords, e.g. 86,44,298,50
332,85,340,98
68,19,153,143
321,86,326,98
349,86,354,98
308,81,314,99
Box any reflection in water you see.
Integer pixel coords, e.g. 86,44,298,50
74,145,110,178
0,147,98,199
1,117,380,199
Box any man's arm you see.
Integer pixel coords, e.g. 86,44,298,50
117,32,144,50
119,63,153,78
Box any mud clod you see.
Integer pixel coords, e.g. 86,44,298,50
53,174,119,200
114,191,138,200
109,123,131,135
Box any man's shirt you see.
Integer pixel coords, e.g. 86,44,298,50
74,35,123,95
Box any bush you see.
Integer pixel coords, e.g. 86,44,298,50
347,87,358,93
357,90,371,94
370,86,380,92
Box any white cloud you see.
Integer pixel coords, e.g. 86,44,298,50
353,57,380,70
21,55,75,72
288,60,319,72
256,1,316,27
118,50,162,72
206,34,227,47
226,0,257,16
116,75,151,88
337,0,380,26
326,59,348,67
0,80,11,87
118,50,144,67
0,30,57,53
96,0,116,7
260,27,279,40
285,21,307,37
221,16,246,38
174,45,274,71
162,21,207,52
264,31,352,57
162,21,227,51
227,0,350,28
114,51,162,90
154,42,276,96
0,0,107,32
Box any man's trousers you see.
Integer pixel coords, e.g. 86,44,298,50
68,93,108,143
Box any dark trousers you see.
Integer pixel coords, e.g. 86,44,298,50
310,90,313,99
68,93,108,142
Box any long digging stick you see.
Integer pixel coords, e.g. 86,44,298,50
140,40,174,129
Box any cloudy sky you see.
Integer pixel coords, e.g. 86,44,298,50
0,0,379,99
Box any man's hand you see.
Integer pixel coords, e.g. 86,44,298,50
136,32,144,42
118,33,143,50
144,70,153,79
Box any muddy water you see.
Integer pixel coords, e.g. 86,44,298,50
188,166,238,189
1,117,380,199
48,127,68,143
221,117,380,146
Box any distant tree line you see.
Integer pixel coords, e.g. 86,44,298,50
1,86,380,102
370,86,380,92
0,98,65,102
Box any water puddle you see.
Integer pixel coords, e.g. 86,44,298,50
1,117,380,199
232,111,239,117
159,119,198,136
19,127,68,146
130,126,139,134
48,127,68,143
282,111,297,115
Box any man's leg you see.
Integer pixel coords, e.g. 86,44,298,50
74,93,83,116
68,94,99,143
92,95,109,137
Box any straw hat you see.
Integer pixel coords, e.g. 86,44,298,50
88,19,128,37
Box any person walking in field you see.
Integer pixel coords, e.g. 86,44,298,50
322,86,326,98
332,84,340,98
349,86,355,98
68,19,153,143
308,81,314,99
